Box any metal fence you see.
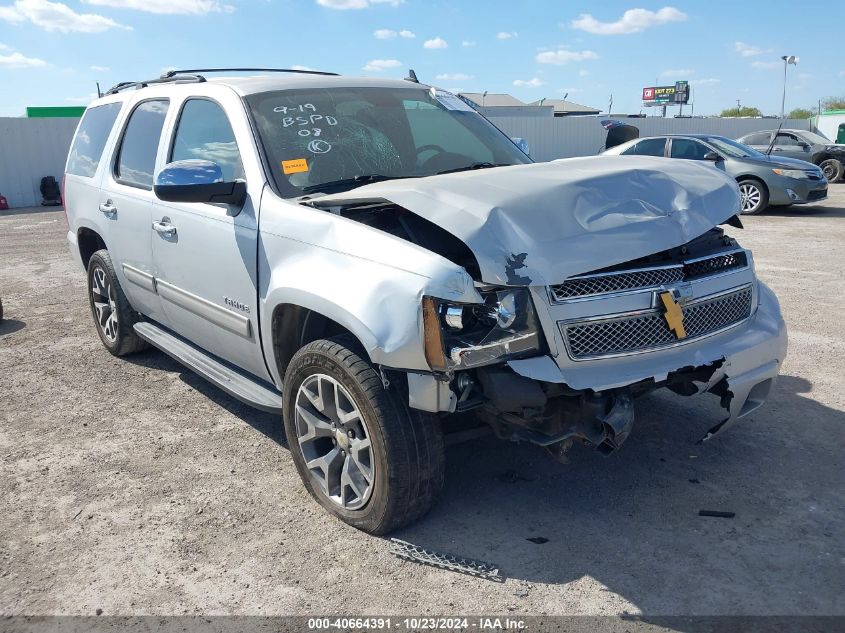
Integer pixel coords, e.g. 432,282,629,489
0,115,815,208
489,116,812,162
0,117,79,208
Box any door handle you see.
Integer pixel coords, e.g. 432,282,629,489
99,200,117,216
152,218,177,238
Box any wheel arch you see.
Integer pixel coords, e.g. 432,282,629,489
269,298,381,384
735,174,769,196
77,227,108,269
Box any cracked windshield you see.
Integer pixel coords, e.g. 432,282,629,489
247,85,531,196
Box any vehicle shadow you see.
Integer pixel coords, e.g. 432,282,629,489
124,348,285,445
394,374,844,614
117,345,843,613
0,318,26,336
761,203,845,218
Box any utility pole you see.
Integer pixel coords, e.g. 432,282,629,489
781,55,798,118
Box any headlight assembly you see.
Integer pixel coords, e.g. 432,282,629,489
422,288,542,371
772,168,807,179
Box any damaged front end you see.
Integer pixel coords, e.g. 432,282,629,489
417,226,787,459
307,158,787,457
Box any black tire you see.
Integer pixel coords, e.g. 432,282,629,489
282,336,445,534
87,249,148,356
737,178,769,215
0,297,3,321
819,158,843,183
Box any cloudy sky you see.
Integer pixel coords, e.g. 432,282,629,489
0,0,838,117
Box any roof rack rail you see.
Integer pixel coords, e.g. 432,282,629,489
161,67,340,78
104,73,205,95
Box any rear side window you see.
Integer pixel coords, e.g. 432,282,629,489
66,102,122,177
622,138,666,157
116,99,169,189
170,99,244,182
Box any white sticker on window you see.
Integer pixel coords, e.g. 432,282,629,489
431,88,475,112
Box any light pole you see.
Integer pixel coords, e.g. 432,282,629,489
781,55,798,118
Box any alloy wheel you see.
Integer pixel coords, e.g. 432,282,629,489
91,266,118,343
739,183,762,213
294,373,374,510
821,161,838,181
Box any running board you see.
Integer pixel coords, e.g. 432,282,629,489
133,321,283,414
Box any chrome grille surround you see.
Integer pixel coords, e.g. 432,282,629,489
550,266,684,300
549,249,748,303
560,285,753,360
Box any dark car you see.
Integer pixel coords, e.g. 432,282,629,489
737,129,845,182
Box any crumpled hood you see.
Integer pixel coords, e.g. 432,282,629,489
315,156,740,286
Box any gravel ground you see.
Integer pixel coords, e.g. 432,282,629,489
1,189,843,618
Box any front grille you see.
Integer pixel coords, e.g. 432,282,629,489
684,251,747,279
807,189,827,201
806,170,823,181
561,286,753,360
551,267,684,300
550,249,747,302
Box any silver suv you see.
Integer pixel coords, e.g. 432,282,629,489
64,69,788,534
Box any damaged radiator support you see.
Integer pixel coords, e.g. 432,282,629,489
471,360,732,455
473,366,636,455
507,391,635,455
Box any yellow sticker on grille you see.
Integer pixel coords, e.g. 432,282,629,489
281,158,308,174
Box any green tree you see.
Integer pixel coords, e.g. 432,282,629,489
821,96,845,111
787,108,814,119
720,106,763,118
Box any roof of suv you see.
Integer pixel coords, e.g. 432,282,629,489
108,73,427,98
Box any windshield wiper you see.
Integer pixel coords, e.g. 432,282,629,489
301,174,404,194
435,162,511,175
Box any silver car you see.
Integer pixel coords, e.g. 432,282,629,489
604,133,828,214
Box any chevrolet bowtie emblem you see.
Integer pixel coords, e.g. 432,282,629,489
659,291,687,339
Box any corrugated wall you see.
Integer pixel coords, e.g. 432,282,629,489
0,115,815,208
0,117,80,208
489,117,813,162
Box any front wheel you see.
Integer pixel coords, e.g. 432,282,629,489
819,158,843,183
738,179,768,215
282,336,445,534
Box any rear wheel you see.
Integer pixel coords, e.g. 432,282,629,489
819,158,843,183
87,250,147,356
738,179,768,215
282,336,445,534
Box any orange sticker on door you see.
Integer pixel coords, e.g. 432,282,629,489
281,158,308,174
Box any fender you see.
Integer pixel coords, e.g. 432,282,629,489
257,191,480,387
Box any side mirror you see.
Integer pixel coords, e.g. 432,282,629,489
511,137,530,156
703,151,722,162
154,160,246,207
799,142,810,150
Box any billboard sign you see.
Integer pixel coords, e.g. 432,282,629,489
642,81,689,106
